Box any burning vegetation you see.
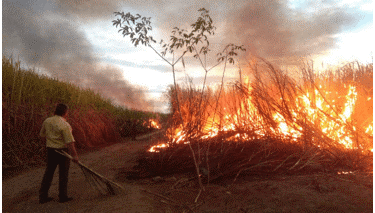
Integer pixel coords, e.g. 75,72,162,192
111,8,372,186
147,119,162,130
138,58,372,184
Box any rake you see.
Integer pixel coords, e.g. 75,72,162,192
56,150,126,196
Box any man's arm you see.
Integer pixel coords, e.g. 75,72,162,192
62,124,78,162
67,142,79,163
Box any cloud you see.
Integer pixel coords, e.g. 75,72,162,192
223,0,358,64
2,0,364,113
2,0,152,111
55,0,119,20
104,0,361,66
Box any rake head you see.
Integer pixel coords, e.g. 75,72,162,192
56,150,126,196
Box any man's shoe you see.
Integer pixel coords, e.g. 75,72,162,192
39,197,53,204
59,197,73,203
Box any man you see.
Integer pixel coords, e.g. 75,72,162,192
39,103,79,204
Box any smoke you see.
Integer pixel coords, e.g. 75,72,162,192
224,0,357,64
2,0,361,111
103,0,358,65
2,0,151,111
55,0,119,21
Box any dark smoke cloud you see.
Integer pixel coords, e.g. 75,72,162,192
122,0,358,66
224,0,358,64
104,0,358,65
2,0,152,111
55,0,119,21
2,0,362,111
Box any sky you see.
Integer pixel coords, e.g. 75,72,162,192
2,0,373,113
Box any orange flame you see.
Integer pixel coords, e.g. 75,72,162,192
149,82,372,152
149,119,161,129
148,143,167,152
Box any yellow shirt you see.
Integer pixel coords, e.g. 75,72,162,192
40,115,75,148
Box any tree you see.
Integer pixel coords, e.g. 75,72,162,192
113,8,246,189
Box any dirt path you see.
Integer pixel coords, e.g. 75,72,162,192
3,138,373,213
2,139,159,213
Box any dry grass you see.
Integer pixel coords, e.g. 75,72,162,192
133,58,372,184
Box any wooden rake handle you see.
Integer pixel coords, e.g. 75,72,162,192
55,150,127,191
55,150,80,163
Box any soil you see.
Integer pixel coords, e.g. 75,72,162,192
2,137,373,213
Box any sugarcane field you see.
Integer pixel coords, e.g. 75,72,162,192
2,2,373,213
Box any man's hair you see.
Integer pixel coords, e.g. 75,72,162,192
54,103,68,116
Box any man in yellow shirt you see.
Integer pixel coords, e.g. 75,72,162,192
39,103,79,204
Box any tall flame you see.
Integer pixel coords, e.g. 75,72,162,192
149,82,371,153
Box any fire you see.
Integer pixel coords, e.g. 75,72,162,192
293,85,359,148
365,123,373,136
272,112,302,140
149,78,372,153
337,171,353,175
341,85,357,121
148,143,167,152
148,125,185,152
149,119,161,129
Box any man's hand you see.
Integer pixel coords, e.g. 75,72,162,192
67,142,79,163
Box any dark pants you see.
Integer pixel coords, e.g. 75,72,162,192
39,148,70,199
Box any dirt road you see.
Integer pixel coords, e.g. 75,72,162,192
3,138,373,212
3,139,161,213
